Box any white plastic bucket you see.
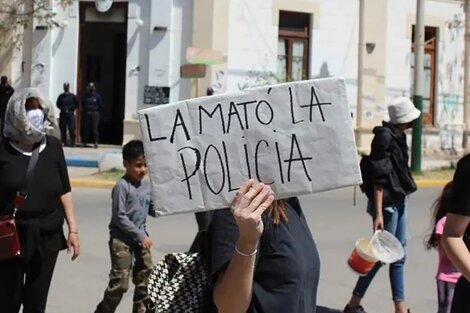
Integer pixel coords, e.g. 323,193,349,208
347,238,379,276
369,230,405,264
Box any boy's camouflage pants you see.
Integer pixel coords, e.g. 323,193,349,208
95,238,153,313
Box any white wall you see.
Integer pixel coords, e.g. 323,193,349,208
225,0,358,112
125,0,150,119
309,0,358,117
50,2,80,104
170,0,193,102
132,0,192,112
226,0,278,92
386,0,464,151
385,0,411,104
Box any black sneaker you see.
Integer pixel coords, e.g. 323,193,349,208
343,304,367,313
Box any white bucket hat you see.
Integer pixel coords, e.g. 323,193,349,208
387,97,421,125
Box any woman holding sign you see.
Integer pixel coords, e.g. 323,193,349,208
209,179,320,313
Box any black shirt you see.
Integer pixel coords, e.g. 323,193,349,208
0,84,14,118
82,92,103,112
448,154,470,250
450,154,470,217
369,122,417,204
57,92,78,113
0,136,71,260
209,198,320,313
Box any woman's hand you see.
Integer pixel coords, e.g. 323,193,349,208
67,232,80,261
231,179,274,251
373,215,384,231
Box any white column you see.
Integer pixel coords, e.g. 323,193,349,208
148,0,172,88
30,0,53,98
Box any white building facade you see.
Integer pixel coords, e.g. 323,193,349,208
3,0,466,152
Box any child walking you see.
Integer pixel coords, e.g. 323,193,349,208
95,140,155,313
426,182,461,313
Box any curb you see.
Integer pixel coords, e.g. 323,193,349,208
66,158,99,168
415,179,449,188
70,179,114,189
69,178,450,189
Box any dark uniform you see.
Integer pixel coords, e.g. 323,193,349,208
0,84,14,136
81,92,102,147
56,92,78,146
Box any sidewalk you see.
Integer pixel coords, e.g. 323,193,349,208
66,144,456,189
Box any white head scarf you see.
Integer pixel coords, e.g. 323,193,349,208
3,88,57,144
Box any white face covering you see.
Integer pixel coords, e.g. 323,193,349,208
26,109,45,131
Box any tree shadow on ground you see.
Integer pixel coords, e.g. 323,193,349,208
317,306,342,313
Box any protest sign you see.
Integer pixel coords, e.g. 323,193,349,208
139,77,362,216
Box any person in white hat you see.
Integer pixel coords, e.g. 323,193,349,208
343,97,420,313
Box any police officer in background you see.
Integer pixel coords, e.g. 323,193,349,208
0,76,14,137
81,82,102,148
56,82,78,147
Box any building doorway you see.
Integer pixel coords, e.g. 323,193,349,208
78,2,128,145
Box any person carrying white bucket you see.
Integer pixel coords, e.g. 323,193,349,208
343,97,420,313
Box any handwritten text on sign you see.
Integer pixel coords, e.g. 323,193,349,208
139,78,361,216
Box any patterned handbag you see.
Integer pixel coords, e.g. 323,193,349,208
147,252,211,313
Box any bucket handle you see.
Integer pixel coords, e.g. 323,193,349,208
367,230,381,250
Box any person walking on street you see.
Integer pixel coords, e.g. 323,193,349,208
425,182,461,313
94,140,155,313
343,97,420,313
81,82,102,148
0,76,14,137
0,88,80,313
56,83,78,147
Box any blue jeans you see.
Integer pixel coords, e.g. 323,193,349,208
352,199,407,302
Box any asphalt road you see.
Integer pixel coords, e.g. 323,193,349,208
47,186,443,313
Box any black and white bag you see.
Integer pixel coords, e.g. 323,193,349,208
147,252,211,313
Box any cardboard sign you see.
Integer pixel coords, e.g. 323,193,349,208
139,77,361,216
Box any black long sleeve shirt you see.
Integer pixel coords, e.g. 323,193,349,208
0,136,71,260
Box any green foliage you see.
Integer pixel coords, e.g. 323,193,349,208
94,168,125,181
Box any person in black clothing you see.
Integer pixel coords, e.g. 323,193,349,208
343,97,420,313
56,82,78,147
0,88,80,313
81,82,102,148
0,75,15,136
209,179,320,313
442,156,470,313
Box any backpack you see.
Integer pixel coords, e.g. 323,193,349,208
359,155,373,199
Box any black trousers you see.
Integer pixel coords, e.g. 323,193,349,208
451,276,470,313
0,250,59,313
59,111,76,146
82,111,100,145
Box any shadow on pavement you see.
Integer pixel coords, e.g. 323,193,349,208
317,306,342,313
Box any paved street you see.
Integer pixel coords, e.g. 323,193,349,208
48,186,443,313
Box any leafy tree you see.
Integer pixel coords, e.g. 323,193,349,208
0,0,73,48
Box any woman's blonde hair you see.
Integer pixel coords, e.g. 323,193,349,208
267,199,288,225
